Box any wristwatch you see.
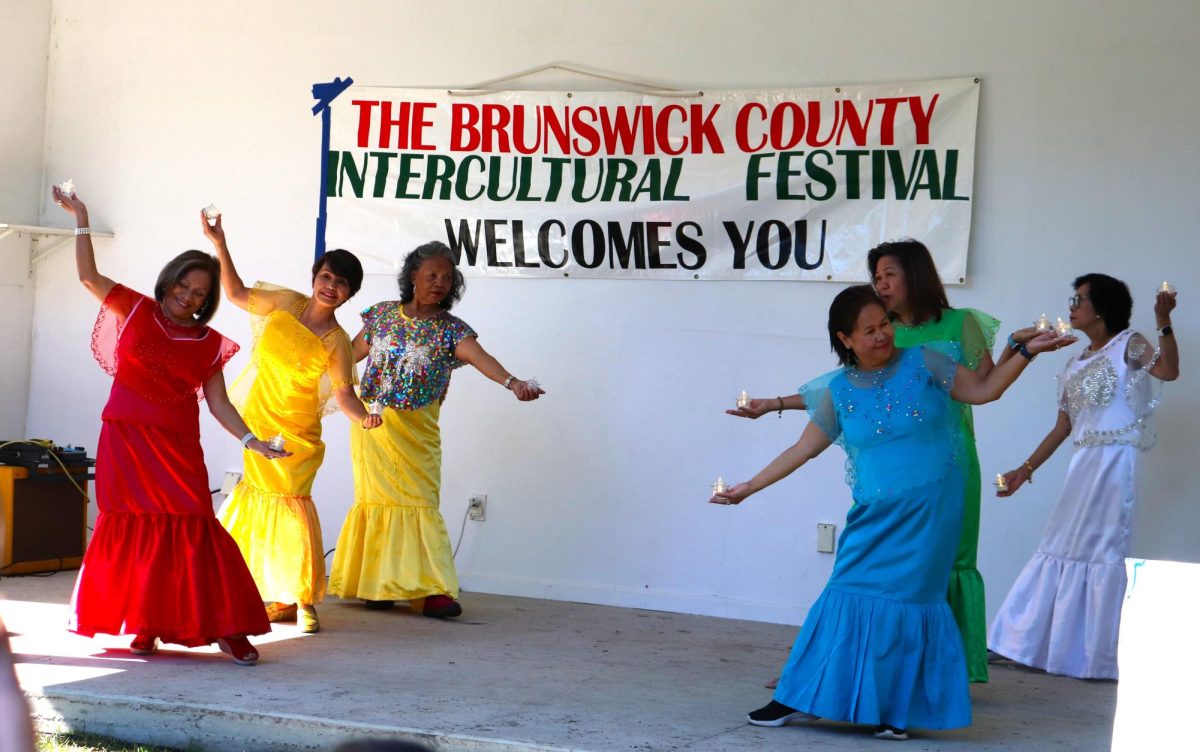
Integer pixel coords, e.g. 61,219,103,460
1156,325,1174,337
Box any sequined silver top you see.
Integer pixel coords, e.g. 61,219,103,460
1057,329,1162,450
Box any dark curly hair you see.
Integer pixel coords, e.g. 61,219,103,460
154,250,221,326
867,239,950,325
1073,273,1132,333
828,285,888,366
312,248,364,298
397,241,465,311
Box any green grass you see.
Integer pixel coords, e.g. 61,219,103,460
37,732,181,752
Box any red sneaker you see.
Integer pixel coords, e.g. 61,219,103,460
422,594,463,619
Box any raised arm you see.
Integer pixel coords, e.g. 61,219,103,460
997,409,1072,497
950,332,1073,405
454,336,544,401
201,213,251,311
202,369,290,459
711,420,834,505
54,187,115,303
1149,290,1180,381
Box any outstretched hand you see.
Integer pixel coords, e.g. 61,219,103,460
246,439,292,461
726,398,772,420
1027,331,1078,356
511,380,545,401
710,481,752,505
995,467,1030,497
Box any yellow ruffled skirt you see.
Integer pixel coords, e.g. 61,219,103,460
329,402,459,601
217,427,327,605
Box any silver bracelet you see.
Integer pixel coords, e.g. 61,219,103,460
74,227,91,236
239,432,255,447
503,376,516,389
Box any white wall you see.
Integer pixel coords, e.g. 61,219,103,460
0,0,51,438
25,0,1200,625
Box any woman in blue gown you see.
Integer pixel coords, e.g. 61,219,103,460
713,286,1069,739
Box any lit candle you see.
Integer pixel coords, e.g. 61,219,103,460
736,390,751,409
711,476,730,503
1055,317,1072,337
59,179,76,197
1035,313,1051,333
994,473,1008,493
268,434,286,452
202,204,221,225
1159,281,1176,294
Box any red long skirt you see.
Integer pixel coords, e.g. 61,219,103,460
69,419,269,647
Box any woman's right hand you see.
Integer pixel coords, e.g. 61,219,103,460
361,414,383,430
995,466,1031,497
725,398,772,420
52,185,87,220
510,380,545,401
710,481,752,505
246,439,292,460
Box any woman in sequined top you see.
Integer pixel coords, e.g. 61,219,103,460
204,215,381,635
328,241,543,619
989,273,1179,680
713,285,1066,738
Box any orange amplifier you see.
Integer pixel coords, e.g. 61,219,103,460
0,465,91,575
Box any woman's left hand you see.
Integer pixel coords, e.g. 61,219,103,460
1027,331,1078,355
1155,289,1178,320
361,414,383,430
710,481,752,505
246,439,292,460
511,380,544,401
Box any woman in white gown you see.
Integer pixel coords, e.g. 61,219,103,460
989,273,1179,679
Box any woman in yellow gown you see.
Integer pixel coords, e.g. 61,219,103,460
204,214,381,633
329,241,543,619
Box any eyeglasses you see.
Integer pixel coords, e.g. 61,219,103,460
1068,294,1090,309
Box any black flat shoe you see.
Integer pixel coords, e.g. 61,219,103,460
747,700,820,727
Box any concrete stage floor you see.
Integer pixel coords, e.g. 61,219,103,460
2,572,1115,751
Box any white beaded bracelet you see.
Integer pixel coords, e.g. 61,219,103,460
74,227,91,236
239,432,255,447
503,376,516,389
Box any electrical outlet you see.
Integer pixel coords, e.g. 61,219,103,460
817,523,836,553
468,494,487,521
220,471,243,495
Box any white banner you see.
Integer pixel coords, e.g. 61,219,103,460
321,76,979,282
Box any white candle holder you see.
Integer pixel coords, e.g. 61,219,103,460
994,473,1008,493
1159,281,1176,294
1035,313,1052,333
268,434,286,452
368,401,383,416
1055,317,1073,337
202,204,221,225
711,476,730,503
58,179,76,198
525,377,541,391
736,390,751,409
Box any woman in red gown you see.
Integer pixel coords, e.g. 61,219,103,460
56,187,283,665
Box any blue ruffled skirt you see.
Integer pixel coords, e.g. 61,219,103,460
773,470,971,730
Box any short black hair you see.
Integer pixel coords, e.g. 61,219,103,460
312,248,364,298
154,250,221,326
1074,273,1132,333
828,285,886,366
397,241,465,311
867,239,950,324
